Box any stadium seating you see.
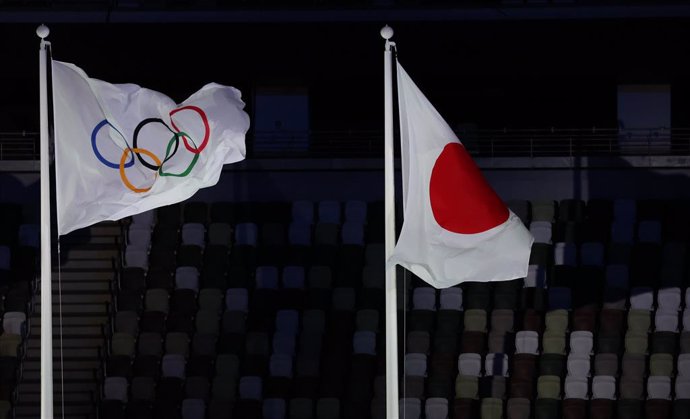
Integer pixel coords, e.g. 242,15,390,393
95,198,690,419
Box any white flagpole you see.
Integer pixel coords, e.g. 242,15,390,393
37,24,54,419
381,25,399,419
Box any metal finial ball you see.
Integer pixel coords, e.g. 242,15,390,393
36,25,50,39
380,25,394,40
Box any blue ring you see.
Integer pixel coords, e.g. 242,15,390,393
91,119,134,169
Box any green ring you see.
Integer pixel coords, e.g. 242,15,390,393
159,131,199,177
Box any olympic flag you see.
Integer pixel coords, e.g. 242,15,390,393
52,60,250,235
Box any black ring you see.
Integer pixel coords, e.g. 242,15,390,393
132,118,180,171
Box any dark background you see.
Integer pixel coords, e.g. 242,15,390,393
2,4,690,134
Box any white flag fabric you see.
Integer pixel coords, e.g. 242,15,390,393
52,60,250,235
389,61,533,288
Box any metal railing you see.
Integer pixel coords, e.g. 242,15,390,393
4,0,690,11
459,127,687,157
2,127,689,161
250,127,690,158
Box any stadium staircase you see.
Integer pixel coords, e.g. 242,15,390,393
13,222,121,419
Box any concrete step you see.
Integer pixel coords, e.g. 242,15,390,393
60,234,120,245
60,243,120,251
26,339,104,351
17,392,97,407
51,271,114,281
31,324,107,338
30,315,108,327
29,324,103,336
18,378,97,390
14,402,95,417
52,282,111,292
67,224,122,237
57,248,120,260
16,414,94,419
46,293,111,304
57,260,114,270
14,401,96,418
25,347,100,359
23,359,101,371
17,227,119,419
22,369,96,381
16,414,93,419
18,380,97,393
35,304,108,315
26,337,104,350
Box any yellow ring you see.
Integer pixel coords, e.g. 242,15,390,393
119,147,162,193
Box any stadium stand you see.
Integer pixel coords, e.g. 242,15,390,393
78,197,690,418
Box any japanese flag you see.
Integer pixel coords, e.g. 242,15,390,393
389,61,533,288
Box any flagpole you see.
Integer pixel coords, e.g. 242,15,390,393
381,25,399,419
37,24,54,419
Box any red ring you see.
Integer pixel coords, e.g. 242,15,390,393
169,105,210,154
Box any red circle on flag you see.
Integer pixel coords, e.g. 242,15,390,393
429,142,509,234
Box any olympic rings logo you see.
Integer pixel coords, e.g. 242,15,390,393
91,106,210,193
